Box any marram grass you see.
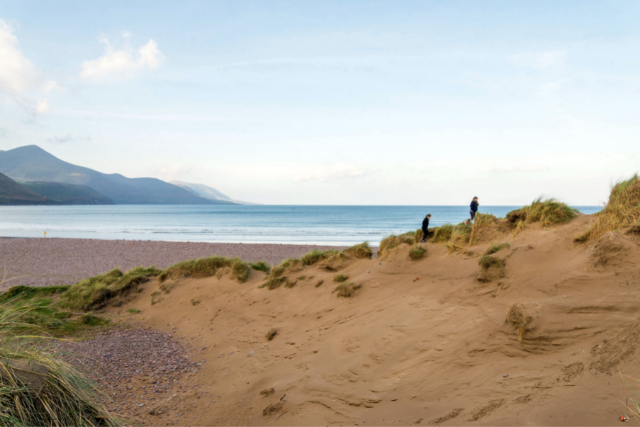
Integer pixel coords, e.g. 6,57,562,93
0,302,119,426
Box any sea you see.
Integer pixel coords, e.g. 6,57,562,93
0,205,602,247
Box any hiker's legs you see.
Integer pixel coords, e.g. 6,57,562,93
421,228,429,241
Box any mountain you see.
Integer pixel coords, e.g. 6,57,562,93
0,145,233,205
0,172,52,205
21,182,113,205
171,181,258,205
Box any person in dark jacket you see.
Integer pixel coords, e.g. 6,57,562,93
421,214,432,242
466,197,479,225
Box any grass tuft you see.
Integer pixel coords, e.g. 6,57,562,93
378,234,415,257
507,198,578,229
484,242,510,256
160,256,251,283
343,242,373,259
432,224,453,243
408,244,426,260
333,274,348,283
250,261,271,274
576,174,640,243
333,283,362,298
60,266,161,311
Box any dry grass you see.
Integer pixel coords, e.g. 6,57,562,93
333,274,348,283
408,244,426,260
484,242,510,256
333,283,362,298
314,280,324,288
61,266,161,311
478,255,505,281
468,213,499,245
300,249,339,266
507,198,578,229
432,225,453,243
378,234,415,257
0,304,119,426
343,242,373,259
506,303,533,343
159,256,251,283
576,174,640,243
259,277,288,290
444,223,473,254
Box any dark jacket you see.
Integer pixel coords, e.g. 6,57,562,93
422,217,430,230
470,201,479,212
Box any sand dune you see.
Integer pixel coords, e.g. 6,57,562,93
99,213,640,426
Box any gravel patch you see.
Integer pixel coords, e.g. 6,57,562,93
52,326,201,420
0,237,349,288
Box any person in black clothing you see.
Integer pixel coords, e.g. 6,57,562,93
466,197,479,225
421,214,431,243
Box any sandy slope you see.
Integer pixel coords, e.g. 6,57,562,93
105,215,640,426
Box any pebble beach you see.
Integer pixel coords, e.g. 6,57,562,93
0,237,350,289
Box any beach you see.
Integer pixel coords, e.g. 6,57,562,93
0,237,349,288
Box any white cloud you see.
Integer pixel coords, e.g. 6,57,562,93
294,163,365,182
47,134,91,143
0,20,57,115
80,36,164,80
35,99,49,114
511,51,567,69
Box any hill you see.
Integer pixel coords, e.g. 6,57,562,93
0,172,52,205
0,145,233,205
21,181,113,205
171,180,257,205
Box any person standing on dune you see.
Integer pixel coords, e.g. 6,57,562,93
421,214,431,242
466,197,479,225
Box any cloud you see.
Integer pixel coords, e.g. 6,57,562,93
511,51,567,69
47,134,91,143
0,20,57,115
80,35,164,80
294,163,365,182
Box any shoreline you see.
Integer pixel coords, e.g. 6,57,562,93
0,237,353,288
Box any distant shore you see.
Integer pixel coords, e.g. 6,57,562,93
0,237,351,288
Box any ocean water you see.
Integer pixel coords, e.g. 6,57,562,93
0,205,602,246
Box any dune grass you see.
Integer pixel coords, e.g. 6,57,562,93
478,255,505,281
507,198,578,229
343,242,373,259
249,261,271,274
431,224,453,243
484,242,510,256
333,274,348,283
408,244,426,260
61,266,162,311
444,223,473,254
0,303,119,426
333,282,362,298
378,234,415,257
575,174,640,243
0,286,109,337
160,256,251,284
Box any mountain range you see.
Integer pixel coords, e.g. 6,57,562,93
0,145,249,205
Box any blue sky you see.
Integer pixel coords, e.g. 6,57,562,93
1,0,639,205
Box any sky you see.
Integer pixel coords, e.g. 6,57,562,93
0,0,639,206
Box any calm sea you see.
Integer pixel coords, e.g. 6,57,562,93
0,205,601,246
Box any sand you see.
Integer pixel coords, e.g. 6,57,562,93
0,237,348,288
80,213,640,426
